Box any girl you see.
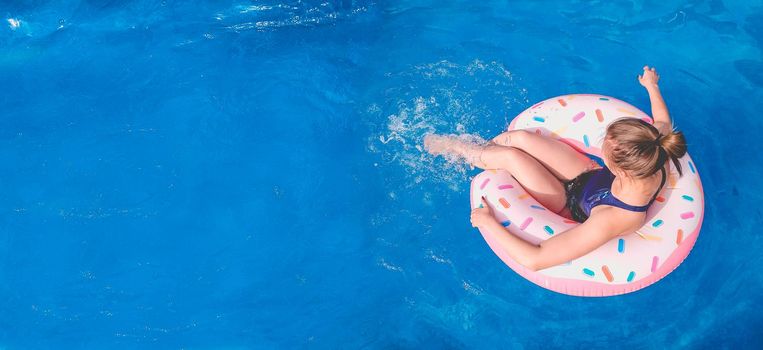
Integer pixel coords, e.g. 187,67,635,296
424,66,687,271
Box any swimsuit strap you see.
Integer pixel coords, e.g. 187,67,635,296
603,166,668,211
648,166,667,204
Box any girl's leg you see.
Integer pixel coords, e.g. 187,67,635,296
478,144,567,213
424,134,567,213
490,130,598,182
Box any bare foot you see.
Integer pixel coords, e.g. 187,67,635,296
423,134,453,156
423,134,485,167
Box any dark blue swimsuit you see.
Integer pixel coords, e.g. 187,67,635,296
564,166,667,223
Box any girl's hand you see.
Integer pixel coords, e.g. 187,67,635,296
638,65,660,89
471,196,497,228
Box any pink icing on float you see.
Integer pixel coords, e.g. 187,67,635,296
471,94,704,297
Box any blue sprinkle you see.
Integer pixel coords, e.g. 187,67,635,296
501,221,511,227
544,225,554,235
583,134,590,147
688,161,696,174
478,204,483,208
627,271,636,282
533,116,545,123
652,219,664,228
617,239,624,253
530,205,546,210
599,97,609,101
682,195,694,202
583,268,595,277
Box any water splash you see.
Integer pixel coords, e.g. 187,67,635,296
7,18,21,30
367,59,528,190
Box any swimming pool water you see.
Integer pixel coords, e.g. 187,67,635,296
2,0,762,348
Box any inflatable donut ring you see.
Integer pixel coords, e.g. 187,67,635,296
470,94,704,297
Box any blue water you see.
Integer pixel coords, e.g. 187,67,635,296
2,1,762,348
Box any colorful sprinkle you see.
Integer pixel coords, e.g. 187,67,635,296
558,99,567,107
533,116,545,123
602,265,614,282
478,203,483,208
669,174,677,188
599,97,609,101
563,219,578,224
681,195,694,202
617,239,624,253
518,193,530,200
530,205,546,211
595,109,604,122
651,256,659,272
676,229,683,245
501,221,511,227
549,126,568,140
627,271,635,282
572,111,585,122
519,217,533,230
582,268,595,277
655,196,666,203
543,225,554,235
499,198,510,209
642,234,662,241
583,134,590,147
616,108,635,115
479,178,490,190
498,184,514,190
680,212,695,220
652,219,664,228
688,161,696,174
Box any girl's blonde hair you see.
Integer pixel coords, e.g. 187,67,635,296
604,118,687,179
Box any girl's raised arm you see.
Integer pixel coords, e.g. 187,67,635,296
639,66,673,135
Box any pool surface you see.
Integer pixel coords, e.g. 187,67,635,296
2,0,762,348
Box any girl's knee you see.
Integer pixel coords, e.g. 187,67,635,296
480,145,521,169
507,129,533,147
492,130,528,146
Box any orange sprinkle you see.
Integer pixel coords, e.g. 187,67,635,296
642,234,662,241
655,196,666,203
563,219,578,224
518,193,530,200
558,98,567,107
676,229,683,245
499,198,510,209
616,108,635,115
553,126,568,135
595,109,604,122
602,265,614,282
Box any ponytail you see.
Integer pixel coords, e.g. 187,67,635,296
658,128,688,176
